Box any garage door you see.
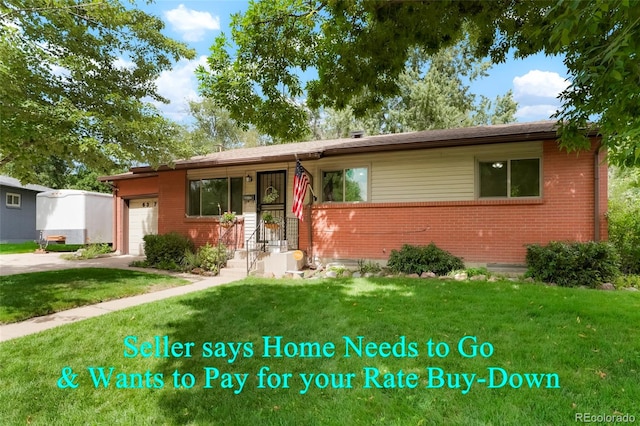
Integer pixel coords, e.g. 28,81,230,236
128,198,158,255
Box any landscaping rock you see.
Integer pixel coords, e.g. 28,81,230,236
524,277,535,283
352,272,362,278
422,271,437,278
488,276,499,282
408,273,420,278
470,274,487,281
453,272,468,281
623,287,638,292
439,276,449,280
364,272,374,278
599,283,615,291
325,270,338,278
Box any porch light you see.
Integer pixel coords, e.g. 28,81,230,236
492,162,504,169
246,174,253,183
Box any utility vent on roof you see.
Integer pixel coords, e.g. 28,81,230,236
350,130,364,139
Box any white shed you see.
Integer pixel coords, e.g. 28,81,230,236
36,190,113,245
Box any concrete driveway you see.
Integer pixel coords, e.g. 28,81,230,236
0,252,144,276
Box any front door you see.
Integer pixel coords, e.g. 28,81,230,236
257,170,286,242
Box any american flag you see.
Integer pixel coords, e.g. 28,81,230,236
292,160,309,220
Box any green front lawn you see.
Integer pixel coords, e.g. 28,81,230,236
0,277,638,424
0,242,38,254
0,242,85,254
0,268,189,323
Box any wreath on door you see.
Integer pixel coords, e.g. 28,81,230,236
263,186,279,203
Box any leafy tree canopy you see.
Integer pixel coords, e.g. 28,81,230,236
1,0,196,183
184,98,270,154
197,0,640,166
312,43,517,140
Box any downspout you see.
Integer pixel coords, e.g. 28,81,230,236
593,142,602,242
106,182,119,253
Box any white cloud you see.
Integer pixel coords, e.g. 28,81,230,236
113,58,135,70
515,104,560,121
513,70,570,98
164,4,220,42
152,56,208,122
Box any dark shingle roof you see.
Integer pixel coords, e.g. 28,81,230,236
0,175,53,192
104,120,578,181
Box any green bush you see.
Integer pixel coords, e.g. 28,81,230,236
387,243,464,276
180,244,227,275
357,259,382,275
143,233,195,267
525,241,620,288
608,200,640,274
198,243,227,274
614,274,640,289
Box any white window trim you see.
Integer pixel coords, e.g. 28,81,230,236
6,192,21,208
475,157,543,199
320,165,370,203
186,176,244,217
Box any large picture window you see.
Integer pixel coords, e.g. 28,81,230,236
479,158,541,198
322,167,368,202
188,177,243,216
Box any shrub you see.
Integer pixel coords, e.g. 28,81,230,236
614,275,640,289
357,259,382,275
387,243,464,276
608,200,640,274
143,233,195,267
180,244,227,275
525,241,620,288
198,243,227,274
61,243,112,260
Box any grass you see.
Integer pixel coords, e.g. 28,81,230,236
0,268,189,324
0,242,38,254
0,242,85,254
0,277,638,425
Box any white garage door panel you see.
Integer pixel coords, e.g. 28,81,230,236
128,198,158,255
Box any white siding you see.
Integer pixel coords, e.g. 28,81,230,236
183,141,543,206
309,141,543,202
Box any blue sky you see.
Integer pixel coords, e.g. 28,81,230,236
140,1,571,124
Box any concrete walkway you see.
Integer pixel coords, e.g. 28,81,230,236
0,253,240,342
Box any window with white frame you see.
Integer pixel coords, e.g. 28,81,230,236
322,167,368,202
6,192,21,208
187,177,243,216
478,158,541,198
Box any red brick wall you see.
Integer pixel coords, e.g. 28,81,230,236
156,170,244,249
113,171,244,252
112,176,159,253
300,140,608,265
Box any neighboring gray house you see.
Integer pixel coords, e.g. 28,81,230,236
0,176,52,243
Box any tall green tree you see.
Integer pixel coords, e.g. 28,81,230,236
608,166,640,274
0,0,195,183
184,98,269,154
316,44,517,139
197,0,640,166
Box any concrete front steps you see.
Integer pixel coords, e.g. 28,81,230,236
219,249,305,279
218,251,249,279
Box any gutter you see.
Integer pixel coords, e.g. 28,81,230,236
593,141,603,241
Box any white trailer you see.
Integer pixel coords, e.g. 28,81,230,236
36,190,113,245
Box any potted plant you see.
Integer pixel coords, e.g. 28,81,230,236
262,212,279,230
220,212,236,228
262,186,279,204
